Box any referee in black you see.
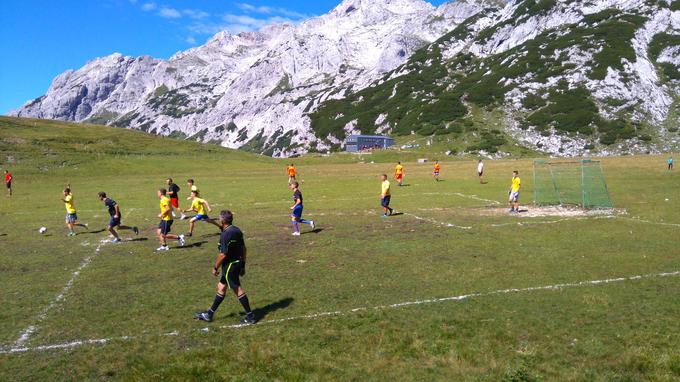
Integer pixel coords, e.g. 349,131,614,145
195,210,256,324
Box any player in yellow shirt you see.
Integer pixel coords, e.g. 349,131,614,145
61,186,88,236
508,170,521,213
184,190,222,236
156,188,185,251
394,162,404,186
433,160,441,182
380,174,394,217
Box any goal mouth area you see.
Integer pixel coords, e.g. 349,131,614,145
533,159,613,210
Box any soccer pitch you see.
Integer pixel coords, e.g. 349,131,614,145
1,117,680,381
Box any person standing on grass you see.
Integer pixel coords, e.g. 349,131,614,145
669,156,673,170
62,186,88,236
166,178,185,220
4,170,12,197
394,162,404,186
195,210,255,325
508,170,521,213
287,163,297,184
380,174,394,217
98,192,139,243
433,160,441,182
156,188,185,252
184,190,221,237
289,181,315,236
477,160,485,184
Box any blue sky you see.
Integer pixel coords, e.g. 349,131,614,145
0,0,449,114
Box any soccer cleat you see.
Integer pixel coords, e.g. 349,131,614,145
240,313,256,325
194,311,213,322
186,232,192,237
179,234,186,247
133,226,139,235
112,237,122,243
310,221,315,230
292,232,300,236
156,245,169,251
67,232,75,237
180,214,186,220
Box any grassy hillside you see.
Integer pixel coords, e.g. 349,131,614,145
1,117,680,380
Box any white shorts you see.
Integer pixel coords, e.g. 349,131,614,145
509,191,519,202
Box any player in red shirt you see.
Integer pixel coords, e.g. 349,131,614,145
4,170,12,197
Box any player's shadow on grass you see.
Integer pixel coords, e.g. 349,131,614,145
398,184,411,187
517,209,529,213
222,297,294,321
176,240,208,249
128,237,148,242
389,212,404,216
81,229,106,235
301,228,324,235
201,232,221,238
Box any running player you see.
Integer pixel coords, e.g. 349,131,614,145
184,190,221,236
156,188,185,251
195,210,256,325
478,160,485,184
394,162,404,186
289,181,315,236
287,163,297,184
166,178,185,219
508,170,521,213
98,192,139,242
61,186,88,236
4,170,12,197
380,174,393,217
433,160,441,182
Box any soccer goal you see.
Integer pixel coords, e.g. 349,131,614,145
533,160,613,209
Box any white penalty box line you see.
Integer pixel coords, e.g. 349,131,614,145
2,269,679,355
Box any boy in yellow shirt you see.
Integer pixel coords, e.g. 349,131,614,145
61,186,88,236
380,174,394,217
184,190,222,236
157,188,185,251
508,170,521,213
433,160,441,182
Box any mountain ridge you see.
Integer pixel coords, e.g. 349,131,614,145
10,0,680,157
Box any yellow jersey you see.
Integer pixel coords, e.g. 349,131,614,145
434,163,440,172
381,180,391,196
395,164,404,175
64,194,76,214
192,197,207,215
160,196,173,221
511,176,521,192
287,166,296,176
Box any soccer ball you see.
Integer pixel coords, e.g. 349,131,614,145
39,227,47,234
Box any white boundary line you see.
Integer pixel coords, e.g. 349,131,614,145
2,269,678,355
9,208,137,348
402,212,473,230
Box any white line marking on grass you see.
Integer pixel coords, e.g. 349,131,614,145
11,238,109,348
403,212,472,230
6,269,678,354
9,208,138,349
422,192,501,205
617,216,680,228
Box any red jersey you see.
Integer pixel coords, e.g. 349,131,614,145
4,172,11,183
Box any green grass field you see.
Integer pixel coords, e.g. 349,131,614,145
1,116,679,381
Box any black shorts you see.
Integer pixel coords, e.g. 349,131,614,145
478,171,483,177
381,195,391,207
220,260,242,290
158,220,173,235
5,182,10,189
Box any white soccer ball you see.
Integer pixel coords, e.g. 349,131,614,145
39,227,47,234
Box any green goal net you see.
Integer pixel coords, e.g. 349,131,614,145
533,160,612,209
